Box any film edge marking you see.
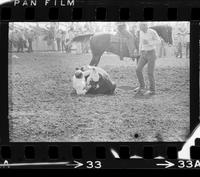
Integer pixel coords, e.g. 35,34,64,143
0,160,83,168
156,160,175,168
13,0,75,6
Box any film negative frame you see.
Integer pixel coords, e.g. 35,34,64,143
0,0,200,169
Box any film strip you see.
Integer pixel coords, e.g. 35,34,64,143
0,0,200,170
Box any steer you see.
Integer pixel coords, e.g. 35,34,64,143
72,66,116,95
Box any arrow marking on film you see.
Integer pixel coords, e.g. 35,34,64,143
0,160,83,168
65,161,84,168
156,160,175,168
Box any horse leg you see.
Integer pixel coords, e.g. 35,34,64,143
119,38,124,60
89,54,102,66
136,56,140,64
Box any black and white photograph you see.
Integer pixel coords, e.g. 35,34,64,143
8,22,190,142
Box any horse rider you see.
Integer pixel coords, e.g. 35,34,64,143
116,22,136,60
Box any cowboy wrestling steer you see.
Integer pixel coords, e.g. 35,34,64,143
72,66,116,95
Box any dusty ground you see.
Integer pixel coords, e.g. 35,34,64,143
8,52,190,142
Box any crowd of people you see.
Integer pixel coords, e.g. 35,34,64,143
9,22,94,53
9,28,35,53
9,22,190,59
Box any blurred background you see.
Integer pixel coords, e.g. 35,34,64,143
9,22,190,58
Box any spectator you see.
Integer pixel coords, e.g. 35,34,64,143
61,31,66,52
49,25,56,51
9,30,14,52
27,29,35,52
23,29,28,49
185,31,190,58
56,30,62,51
159,37,166,58
173,25,185,58
16,30,25,52
11,29,19,52
176,33,183,58
65,27,75,52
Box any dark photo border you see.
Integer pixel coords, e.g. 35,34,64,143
0,0,199,168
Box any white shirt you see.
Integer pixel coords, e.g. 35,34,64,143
72,76,87,95
139,29,161,51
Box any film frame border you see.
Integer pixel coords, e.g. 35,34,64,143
0,0,200,21
0,0,199,169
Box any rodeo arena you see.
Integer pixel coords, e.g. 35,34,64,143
8,22,190,142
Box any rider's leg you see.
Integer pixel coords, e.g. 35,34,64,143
119,38,123,60
126,38,135,58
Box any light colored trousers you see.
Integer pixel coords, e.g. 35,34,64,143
136,49,156,92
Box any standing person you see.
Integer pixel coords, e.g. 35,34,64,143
17,30,24,52
159,37,166,58
61,31,66,52
65,26,75,52
13,30,20,52
185,31,190,58
56,30,62,51
22,29,28,49
64,28,70,52
49,25,56,51
176,32,183,58
175,25,185,58
27,29,35,52
134,23,161,96
9,30,14,52
24,29,34,53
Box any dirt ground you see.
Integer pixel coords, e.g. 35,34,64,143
8,52,190,142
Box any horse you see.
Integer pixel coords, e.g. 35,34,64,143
89,33,138,66
68,25,173,66
90,26,173,66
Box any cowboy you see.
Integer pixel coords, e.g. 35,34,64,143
116,22,136,59
134,22,161,96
